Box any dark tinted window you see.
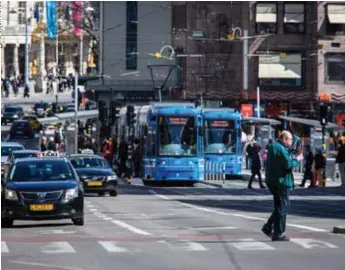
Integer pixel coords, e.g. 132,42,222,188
70,157,109,168
1,146,24,156
12,121,30,130
13,152,38,160
4,107,20,113
9,160,75,181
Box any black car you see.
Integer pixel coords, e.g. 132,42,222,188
1,105,24,125
69,154,118,196
10,120,35,139
1,156,84,227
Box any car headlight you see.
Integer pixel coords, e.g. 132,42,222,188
106,175,117,181
5,189,18,201
13,114,18,118
64,187,79,201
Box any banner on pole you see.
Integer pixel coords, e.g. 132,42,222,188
72,1,83,37
46,1,57,38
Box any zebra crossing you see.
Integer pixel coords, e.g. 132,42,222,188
2,237,343,254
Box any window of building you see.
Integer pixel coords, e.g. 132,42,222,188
325,53,345,84
258,53,303,88
126,1,138,70
18,1,26,25
172,4,186,30
326,4,345,35
284,3,305,34
255,3,277,34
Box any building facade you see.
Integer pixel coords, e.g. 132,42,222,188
1,1,95,80
172,1,345,117
88,1,174,103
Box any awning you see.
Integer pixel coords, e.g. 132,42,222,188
256,3,277,23
278,115,339,129
242,117,281,126
284,4,305,23
327,4,345,24
259,54,302,79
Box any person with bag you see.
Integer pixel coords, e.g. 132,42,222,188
262,131,303,241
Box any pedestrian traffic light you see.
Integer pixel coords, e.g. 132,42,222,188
109,101,120,126
319,103,328,126
126,105,136,126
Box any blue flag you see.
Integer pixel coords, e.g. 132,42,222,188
34,4,40,22
46,1,57,38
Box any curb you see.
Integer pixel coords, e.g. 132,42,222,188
332,226,345,234
200,181,224,188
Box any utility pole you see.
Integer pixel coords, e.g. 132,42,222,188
80,5,84,75
99,1,104,78
24,4,30,86
319,102,328,187
74,73,79,153
243,29,248,101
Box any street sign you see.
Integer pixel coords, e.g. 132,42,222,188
254,104,266,118
241,104,253,117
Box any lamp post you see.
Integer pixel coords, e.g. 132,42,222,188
24,5,30,86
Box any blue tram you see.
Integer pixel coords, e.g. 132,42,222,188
118,102,204,185
201,108,242,177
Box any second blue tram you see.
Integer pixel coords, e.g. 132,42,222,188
202,108,242,177
118,102,204,185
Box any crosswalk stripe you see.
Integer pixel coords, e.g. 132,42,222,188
41,242,76,253
98,241,130,253
1,242,9,253
157,240,208,251
290,238,338,249
230,239,275,250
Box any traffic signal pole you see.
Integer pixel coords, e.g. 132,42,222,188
319,103,328,187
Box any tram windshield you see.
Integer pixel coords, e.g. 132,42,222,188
158,116,197,156
204,119,237,154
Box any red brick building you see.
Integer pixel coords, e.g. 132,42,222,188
172,1,345,118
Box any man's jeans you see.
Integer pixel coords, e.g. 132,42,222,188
265,185,290,236
339,163,345,186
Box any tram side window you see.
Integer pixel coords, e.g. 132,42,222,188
146,128,156,157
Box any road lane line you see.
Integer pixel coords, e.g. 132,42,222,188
102,217,113,221
190,226,238,231
230,239,275,250
111,220,152,236
290,238,338,249
98,241,129,252
1,242,9,253
89,208,97,212
149,190,328,233
157,240,208,251
41,242,76,253
9,260,83,270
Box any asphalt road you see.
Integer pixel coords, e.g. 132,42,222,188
2,179,345,270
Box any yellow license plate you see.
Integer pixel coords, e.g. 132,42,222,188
87,181,103,187
29,204,54,211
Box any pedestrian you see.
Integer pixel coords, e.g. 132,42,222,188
47,137,57,151
247,142,265,189
336,138,345,187
314,148,326,187
40,136,48,151
262,130,303,241
299,145,315,188
23,84,30,98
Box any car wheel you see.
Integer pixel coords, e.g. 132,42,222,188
72,217,84,226
109,189,118,197
2,218,14,228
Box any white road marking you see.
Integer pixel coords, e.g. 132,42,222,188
98,241,130,253
2,242,9,253
111,220,152,236
189,226,238,231
290,238,338,249
41,242,76,253
84,201,91,205
158,240,208,251
103,217,113,221
41,230,76,234
231,239,275,251
149,190,328,233
86,204,94,208
89,208,97,212
8,260,83,270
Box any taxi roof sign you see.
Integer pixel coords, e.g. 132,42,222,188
81,149,94,154
40,151,62,157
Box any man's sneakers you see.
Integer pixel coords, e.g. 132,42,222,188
261,226,272,238
262,226,290,241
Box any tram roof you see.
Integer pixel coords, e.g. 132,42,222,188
242,116,281,126
278,115,338,129
149,102,195,108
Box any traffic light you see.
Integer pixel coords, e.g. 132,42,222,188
126,104,136,126
319,103,328,126
98,100,108,123
109,101,120,126
342,118,345,128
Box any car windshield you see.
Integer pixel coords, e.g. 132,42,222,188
9,160,75,181
13,152,38,160
4,107,19,113
204,119,237,154
70,157,109,168
1,146,24,156
158,116,197,156
35,103,47,109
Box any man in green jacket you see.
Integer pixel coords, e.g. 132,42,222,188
262,131,303,241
